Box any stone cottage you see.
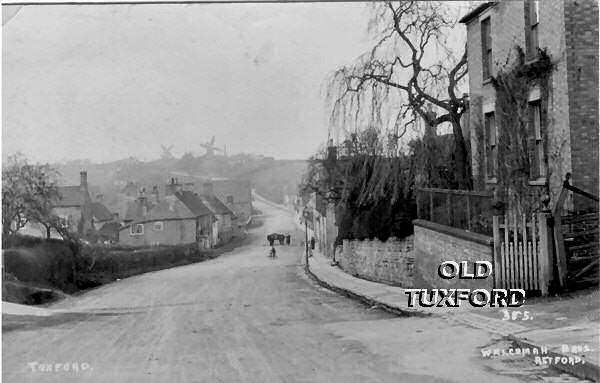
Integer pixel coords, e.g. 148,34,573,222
119,179,215,248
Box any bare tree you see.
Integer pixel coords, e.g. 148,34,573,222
327,1,470,188
2,154,64,244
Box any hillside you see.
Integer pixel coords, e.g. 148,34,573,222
51,154,307,207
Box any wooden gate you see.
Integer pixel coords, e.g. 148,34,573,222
492,213,553,296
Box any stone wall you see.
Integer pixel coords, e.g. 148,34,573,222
413,220,494,291
337,236,414,287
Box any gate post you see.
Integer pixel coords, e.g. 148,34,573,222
537,212,553,296
492,215,501,289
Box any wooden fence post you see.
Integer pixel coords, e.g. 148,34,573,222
446,193,452,226
429,190,434,221
537,212,551,296
553,181,570,288
492,215,501,289
466,194,472,230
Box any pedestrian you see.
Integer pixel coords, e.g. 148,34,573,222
310,237,315,250
286,234,291,245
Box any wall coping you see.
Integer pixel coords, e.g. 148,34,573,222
342,236,413,244
413,219,493,246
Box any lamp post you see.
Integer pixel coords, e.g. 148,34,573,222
302,208,309,266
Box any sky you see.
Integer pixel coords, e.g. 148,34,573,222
2,1,472,164
2,2,373,163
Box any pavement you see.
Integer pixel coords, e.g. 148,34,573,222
303,222,600,382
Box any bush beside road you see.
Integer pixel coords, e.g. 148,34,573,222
2,234,249,305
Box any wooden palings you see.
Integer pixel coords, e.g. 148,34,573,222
522,214,529,291
538,213,550,296
492,212,552,295
504,216,512,288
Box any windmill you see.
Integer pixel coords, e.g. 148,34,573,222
160,144,175,160
200,136,223,157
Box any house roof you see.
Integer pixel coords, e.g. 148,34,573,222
91,202,113,222
123,192,212,224
175,191,212,217
199,194,235,216
459,2,494,24
121,181,140,195
145,197,195,221
98,221,120,239
124,200,150,221
54,186,83,207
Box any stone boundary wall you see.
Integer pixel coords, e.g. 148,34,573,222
337,236,414,288
413,219,494,291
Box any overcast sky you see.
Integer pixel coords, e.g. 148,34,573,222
3,3,375,163
3,2,473,164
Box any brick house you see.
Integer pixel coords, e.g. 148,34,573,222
119,179,215,248
460,0,599,212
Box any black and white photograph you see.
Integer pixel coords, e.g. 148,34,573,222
2,0,599,382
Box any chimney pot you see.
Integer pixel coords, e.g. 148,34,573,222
80,171,88,188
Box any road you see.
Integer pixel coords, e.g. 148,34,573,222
3,200,548,383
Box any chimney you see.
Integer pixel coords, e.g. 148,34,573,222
203,181,213,196
166,178,182,195
80,171,88,189
151,185,160,204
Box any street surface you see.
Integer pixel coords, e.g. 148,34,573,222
1,201,577,383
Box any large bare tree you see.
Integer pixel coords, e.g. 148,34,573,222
2,154,65,244
327,1,471,188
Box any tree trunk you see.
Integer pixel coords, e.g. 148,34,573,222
46,225,51,239
450,118,472,190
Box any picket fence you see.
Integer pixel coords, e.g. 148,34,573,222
492,213,553,296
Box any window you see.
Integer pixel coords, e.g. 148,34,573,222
485,112,497,180
130,223,144,236
226,195,234,204
481,17,492,80
526,0,539,58
153,221,164,231
529,100,546,179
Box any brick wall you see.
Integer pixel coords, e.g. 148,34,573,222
464,1,578,208
337,236,414,287
413,220,494,291
564,0,600,211
538,0,574,206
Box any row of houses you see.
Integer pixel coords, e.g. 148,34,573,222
119,178,238,248
28,171,253,249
